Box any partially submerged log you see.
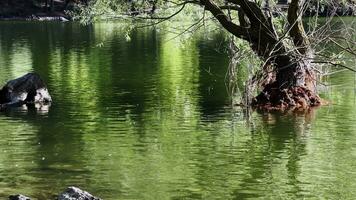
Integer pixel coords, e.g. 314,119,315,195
0,73,52,110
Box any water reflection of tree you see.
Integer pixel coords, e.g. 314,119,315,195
196,33,230,117
176,111,315,199
231,111,315,199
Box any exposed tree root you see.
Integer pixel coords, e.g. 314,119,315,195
252,83,322,111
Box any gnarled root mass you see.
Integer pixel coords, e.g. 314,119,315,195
252,83,321,111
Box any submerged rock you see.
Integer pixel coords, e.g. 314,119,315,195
8,194,31,200
58,187,101,200
0,73,52,109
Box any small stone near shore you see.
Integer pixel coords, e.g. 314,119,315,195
8,194,31,200
58,187,101,200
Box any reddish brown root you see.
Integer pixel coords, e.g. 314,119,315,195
252,83,322,111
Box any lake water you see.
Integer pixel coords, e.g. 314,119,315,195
0,21,355,199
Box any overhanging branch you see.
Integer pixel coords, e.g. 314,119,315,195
199,0,249,40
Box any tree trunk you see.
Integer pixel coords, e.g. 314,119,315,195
50,0,54,12
250,40,320,110
200,0,321,110
274,53,313,90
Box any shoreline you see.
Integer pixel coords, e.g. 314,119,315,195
1,14,354,22
0,15,70,22
0,5,354,22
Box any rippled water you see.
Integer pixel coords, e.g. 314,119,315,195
0,21,355,199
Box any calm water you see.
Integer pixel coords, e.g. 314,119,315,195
0,21,355,199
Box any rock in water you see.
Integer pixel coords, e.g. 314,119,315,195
59,17,70,22
58,187,101,200
8,194,31,200
0,73,52,107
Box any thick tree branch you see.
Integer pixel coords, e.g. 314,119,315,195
219,5,240,11
199,0,249,40
288,0,310,55
238,8,249,28
227,0,278,43
227,0,268,26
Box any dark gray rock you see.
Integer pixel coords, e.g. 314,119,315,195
8,194,31,200
58,187,101,200
0,73,52,109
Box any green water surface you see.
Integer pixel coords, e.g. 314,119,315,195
0,21,355,199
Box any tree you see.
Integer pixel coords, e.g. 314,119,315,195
197,0,323,111
78,0,355,110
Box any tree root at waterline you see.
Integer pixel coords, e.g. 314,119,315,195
252,83,322,111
